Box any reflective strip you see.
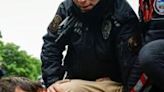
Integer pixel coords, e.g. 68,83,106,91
130,73,148,92
134,80,143,92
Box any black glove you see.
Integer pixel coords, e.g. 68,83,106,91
128,33,142,54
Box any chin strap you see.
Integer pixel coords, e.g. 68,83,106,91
139,0,154,22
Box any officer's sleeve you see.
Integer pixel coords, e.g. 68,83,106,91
40,2,68,88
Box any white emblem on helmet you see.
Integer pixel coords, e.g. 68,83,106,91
154,0,164,15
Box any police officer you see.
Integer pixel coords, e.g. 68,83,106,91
138,0,164,91
41,0,139,92
127,0,164,91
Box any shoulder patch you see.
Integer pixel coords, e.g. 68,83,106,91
49,15,62,32
154,0,164,15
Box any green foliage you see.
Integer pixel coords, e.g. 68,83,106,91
0,40,41,80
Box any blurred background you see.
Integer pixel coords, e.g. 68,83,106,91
0,0,63,58
0,0,63,80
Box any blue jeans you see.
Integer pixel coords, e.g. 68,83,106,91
139,39,164,90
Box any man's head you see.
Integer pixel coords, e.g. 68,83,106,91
73,0,100,12
0,77,45,92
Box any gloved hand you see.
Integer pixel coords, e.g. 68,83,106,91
128,33,142,54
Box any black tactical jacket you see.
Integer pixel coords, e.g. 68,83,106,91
41,0,139,88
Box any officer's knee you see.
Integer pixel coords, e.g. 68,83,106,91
139,40,164,68
139,45,153,67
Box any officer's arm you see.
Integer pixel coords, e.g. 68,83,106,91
41,1,69,88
